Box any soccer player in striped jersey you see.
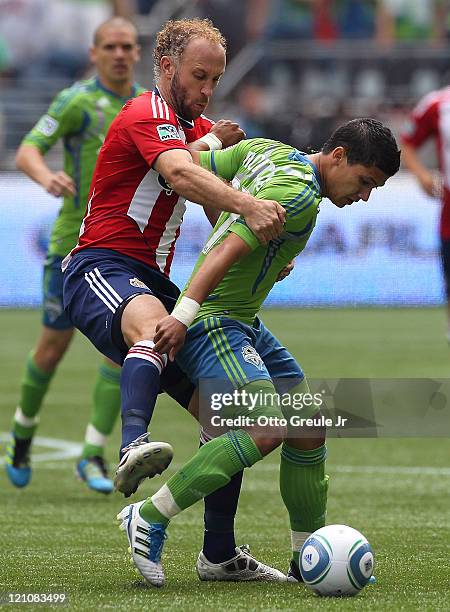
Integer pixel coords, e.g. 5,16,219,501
5,17,144,494
63,17,286,581
116,119,400,586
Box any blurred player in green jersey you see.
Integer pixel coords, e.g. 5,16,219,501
5,17,143,493
116,119,400,586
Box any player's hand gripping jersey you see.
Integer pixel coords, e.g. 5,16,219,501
23,77,145,258
183,138,322,325
69,89,214,276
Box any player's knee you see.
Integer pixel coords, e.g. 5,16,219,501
34,333,72,371
252,427,285,455
121,294,168,346
287,410,327,450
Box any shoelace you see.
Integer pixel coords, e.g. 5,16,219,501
121,433,150,453
147,524,167,563
238,544,253,558
238,544,274,572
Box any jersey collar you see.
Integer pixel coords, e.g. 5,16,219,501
153,86,195,129
95,77,139,102
288,150,322,192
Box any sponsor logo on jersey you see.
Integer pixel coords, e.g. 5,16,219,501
157,123,180,141
129,277,149,289
157,173,174,196
36,115,59,137
241,344,264,370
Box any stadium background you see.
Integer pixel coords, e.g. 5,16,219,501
0,0,448,309
1,2,450,610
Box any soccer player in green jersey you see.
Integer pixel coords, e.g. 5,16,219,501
116,118,401,586
5,17,143,493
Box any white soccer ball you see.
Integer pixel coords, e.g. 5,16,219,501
299,524,374,597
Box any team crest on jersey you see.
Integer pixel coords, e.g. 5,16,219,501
241,344,264,370
44,296,63,322
157,123,180,141
97,96,110,109
36,115,59,137
129,277,149,290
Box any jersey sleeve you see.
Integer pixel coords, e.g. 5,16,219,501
199,141,249,181
199,142,262,250
21,87,84,154
229,218,261,250
401,92,439,148
121,106,189,167
231,170,320,249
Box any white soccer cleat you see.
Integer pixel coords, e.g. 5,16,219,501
117,501,167,587
196,545,287,582
114,434,173,498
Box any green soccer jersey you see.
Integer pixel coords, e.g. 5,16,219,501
185,138,322,325
23,76,145,257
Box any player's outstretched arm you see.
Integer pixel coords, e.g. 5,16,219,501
402,142,442,198
155,148,285,244
16,144,76,197
154,233,251,361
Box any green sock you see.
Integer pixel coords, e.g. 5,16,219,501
140,430,262,525
279,443,329,568
13,352,54,439
81,362,121,459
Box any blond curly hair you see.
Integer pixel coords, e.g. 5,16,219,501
153,18,226,80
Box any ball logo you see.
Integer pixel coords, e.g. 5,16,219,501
301,545,319,570
361,553,373,576
304,552,313,566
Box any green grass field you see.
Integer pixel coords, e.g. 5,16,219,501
1,308,450,611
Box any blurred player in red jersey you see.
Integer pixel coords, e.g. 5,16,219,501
401,89,450,339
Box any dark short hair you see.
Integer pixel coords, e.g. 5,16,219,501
322,118,400,177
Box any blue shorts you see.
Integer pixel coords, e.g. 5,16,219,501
42,255,73,330
176,315,304,390
63,248,180,365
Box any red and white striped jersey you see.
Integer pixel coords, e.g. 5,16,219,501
401,87,450,238
70,88,213,275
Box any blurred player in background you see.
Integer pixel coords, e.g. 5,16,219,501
5,17,143,494
116,119,401,587
401,88,450,340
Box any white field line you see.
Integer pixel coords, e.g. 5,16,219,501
1,432,449,476
0,432,82,464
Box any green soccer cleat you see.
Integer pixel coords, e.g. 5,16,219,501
117,501,167,587
5,434,32,488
